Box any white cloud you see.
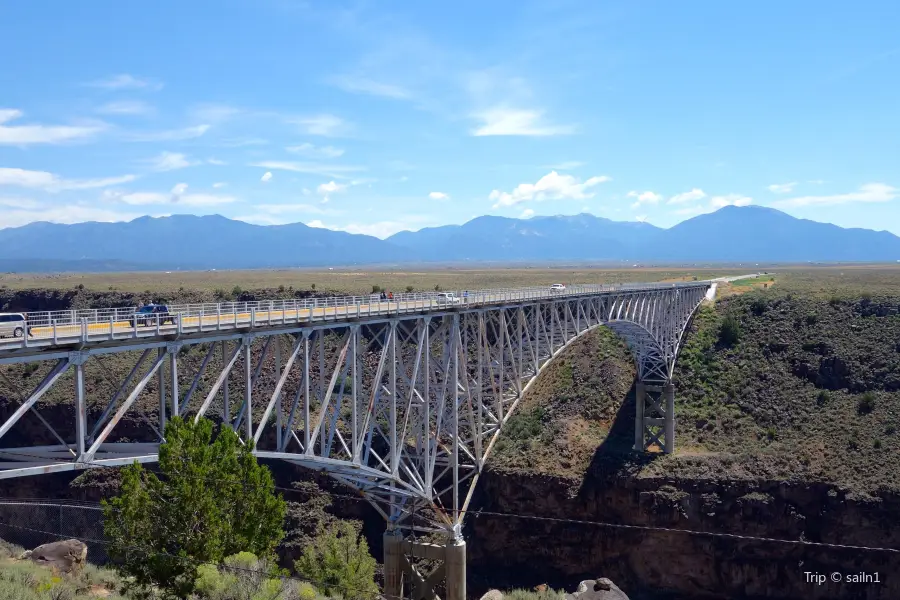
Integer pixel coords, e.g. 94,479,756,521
329,76,410,99
772,183,896,208
0,109,105,145
520,208,535,218
489,171,610,208
250,161,365,179
286,143,345,159
0,167,136,191
261,171,273,183
212,182,227,189
627,190,662,209
710,194,753,208
96,101,154,116
302,188,311,195
104,184,236,207
471,107,575,137
429,191,449,200
292,114,349,137
0,197,43,210
317,181,347,195
768,182,797,194
635,215,647,222
86,74,163,91
668,188,707,204
207,158,226,166
144,152,196,172
127,124,210,142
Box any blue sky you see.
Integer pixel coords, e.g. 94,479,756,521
1,0,898,238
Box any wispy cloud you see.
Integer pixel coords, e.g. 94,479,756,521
291,114,350,137
0,108,105,145
544,161,584,170
104,183,236,207
429,192,449,201
127,124,210,142
0,167,136,191
212,182,228,189
668,188,707,204
189,104,243,122
286,143,345,159
471,107,575,137
86,74,163,91
772,183,896,208
520,208,535,218
490,171,610,208
627,190,662,209
250,161,365,179
767,182,797,194
219,137,268,148
328,75,411,99
143,152,197,172
96,100,154,116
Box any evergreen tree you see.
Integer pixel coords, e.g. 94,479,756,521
294,520,378,600
102,417,286,599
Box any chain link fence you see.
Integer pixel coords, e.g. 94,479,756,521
0,501,108,564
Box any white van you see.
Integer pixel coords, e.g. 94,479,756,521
0,313,30,338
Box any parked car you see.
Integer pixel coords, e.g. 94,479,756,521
550,283,566,292
131,304,178,327
435,292,461,305
0,313,31,338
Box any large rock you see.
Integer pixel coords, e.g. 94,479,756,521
565,579,629,600
479,590,504,600
19,539,88,573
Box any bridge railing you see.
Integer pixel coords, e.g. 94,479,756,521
2,280,713,348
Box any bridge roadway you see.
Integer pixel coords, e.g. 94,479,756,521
0,275,763,357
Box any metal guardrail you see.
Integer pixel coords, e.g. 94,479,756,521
0,280,715,350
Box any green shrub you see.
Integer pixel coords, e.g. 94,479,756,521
405,285,414,293
371,285,382,294
294,520,378,600
719,313,741,347
858,392,876,415
816,390,830,406
766,427,777,441
232,285,243,298
102,417,286,599
874,439,883,449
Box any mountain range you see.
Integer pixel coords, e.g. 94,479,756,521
0,206,898,272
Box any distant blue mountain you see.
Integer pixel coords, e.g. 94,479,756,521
0,206,898,271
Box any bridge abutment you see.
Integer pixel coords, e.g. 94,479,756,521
634,381,676,453
382,530,466,600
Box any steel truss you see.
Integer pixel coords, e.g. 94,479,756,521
0,285,708,538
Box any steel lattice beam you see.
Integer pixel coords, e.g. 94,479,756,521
0,282,712,537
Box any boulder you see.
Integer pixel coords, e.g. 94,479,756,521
19,539,88,573
480,590,504,600
565,578,629,600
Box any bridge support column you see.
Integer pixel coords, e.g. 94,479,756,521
663,382,675,454
635,381,676,454
381,530,466,600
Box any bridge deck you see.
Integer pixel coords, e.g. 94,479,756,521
0,281,712,356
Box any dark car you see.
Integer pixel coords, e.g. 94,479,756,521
131,304,178,327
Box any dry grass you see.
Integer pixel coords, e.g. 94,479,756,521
0,267,751,294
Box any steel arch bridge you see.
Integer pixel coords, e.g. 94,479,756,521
0,280,717,600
